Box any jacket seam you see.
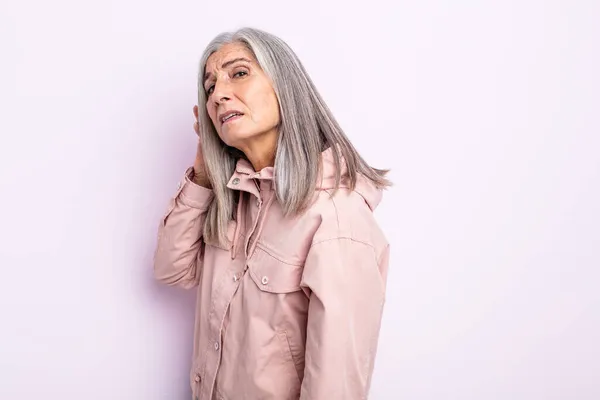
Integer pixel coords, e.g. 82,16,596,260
317,190,375,251
255,242,303,266
310,236,376,251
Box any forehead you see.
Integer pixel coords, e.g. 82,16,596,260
205,43,255,72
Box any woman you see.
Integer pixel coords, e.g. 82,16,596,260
154,27,391,400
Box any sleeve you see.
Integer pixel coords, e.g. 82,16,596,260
153,167,214,289
299,238,390,399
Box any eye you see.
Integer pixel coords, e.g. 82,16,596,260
233,70,248,78
206,85,214,96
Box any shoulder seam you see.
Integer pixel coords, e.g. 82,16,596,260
310,236,376,251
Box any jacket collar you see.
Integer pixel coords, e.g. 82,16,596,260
226,157,274,199
225,145,383,210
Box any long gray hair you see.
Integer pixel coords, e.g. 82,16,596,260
196,27,391,248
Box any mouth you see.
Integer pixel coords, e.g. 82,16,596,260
220,112,244,125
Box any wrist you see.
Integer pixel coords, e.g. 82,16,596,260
192,170,211,188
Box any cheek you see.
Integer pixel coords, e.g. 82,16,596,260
206,103,218,126
269,92,281,123
252,90,279,125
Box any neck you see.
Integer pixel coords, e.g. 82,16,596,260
238,130,278,171
248,154,274,171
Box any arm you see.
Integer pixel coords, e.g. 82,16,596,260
153,167,214,289
299,238,390,399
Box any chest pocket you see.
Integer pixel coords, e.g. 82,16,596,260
247,245,303,294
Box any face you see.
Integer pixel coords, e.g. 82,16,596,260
203,43,280,157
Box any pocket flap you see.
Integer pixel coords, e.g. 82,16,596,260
248,246,303,294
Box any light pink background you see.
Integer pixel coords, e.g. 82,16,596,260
1,0,599,399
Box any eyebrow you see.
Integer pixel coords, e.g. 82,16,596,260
203,57,252,86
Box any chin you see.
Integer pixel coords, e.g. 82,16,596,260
222,129,262,145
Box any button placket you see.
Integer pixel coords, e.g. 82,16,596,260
202,261,242,400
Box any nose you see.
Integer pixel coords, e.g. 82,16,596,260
212,80,233,105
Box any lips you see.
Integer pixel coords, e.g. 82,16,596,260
219,110,244,124
222,113,243,124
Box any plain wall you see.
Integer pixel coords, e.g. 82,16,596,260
1,0,598,399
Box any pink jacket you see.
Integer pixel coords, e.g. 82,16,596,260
154,146,390,400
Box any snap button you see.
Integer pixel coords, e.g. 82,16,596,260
261,276,269,285
231,178,240,185
233,272,241,282
194,374,200,382
214,342,220,351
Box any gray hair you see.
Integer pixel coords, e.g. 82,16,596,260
196,27,391,247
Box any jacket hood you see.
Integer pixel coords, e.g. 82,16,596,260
317,146,383,211
230,145,383,212
227,145,383,260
